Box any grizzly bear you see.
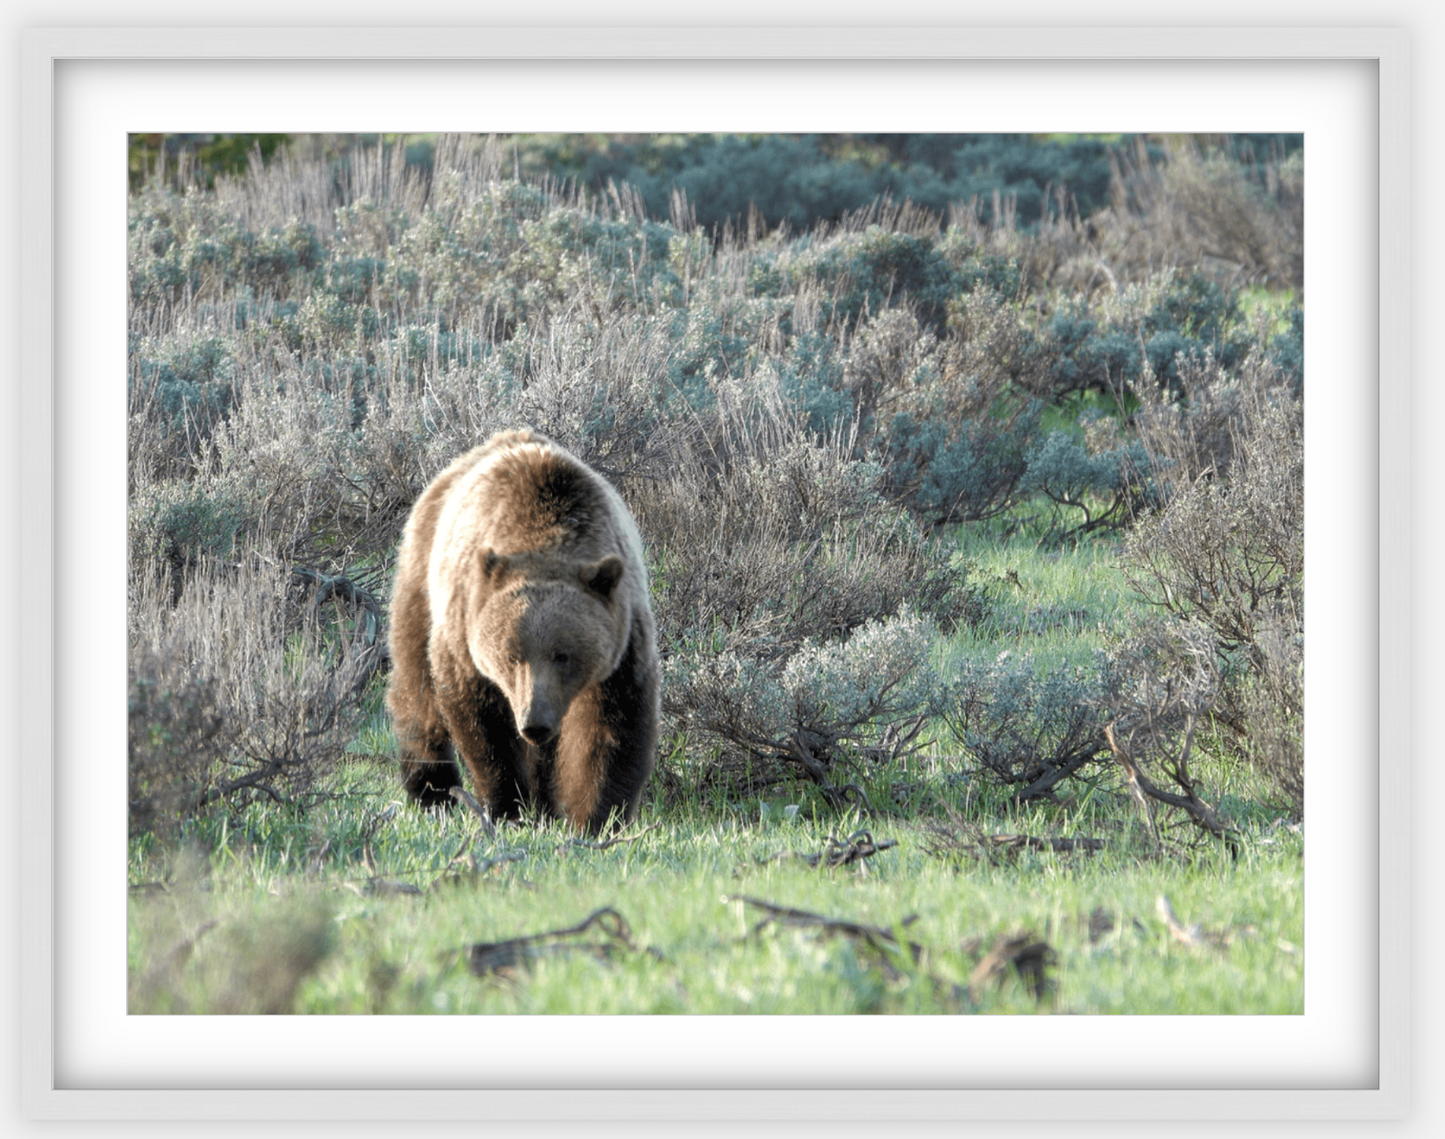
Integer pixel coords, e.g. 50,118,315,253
386,430,659,834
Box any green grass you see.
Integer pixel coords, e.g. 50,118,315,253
128,759,1302,1016
949,523,1140,651
1235,284,1299,337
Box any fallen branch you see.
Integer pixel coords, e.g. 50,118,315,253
964,931,1056,1004
472,850,528,875
565,821,662,851
466,907,659,977
762,830,898,869
725,896,981,1008
979,833,1104,857
725,895,923,968
920,808,1103,865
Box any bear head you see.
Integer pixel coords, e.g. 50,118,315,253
462,548,630,745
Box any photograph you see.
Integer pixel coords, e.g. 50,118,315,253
124,129,1307,1017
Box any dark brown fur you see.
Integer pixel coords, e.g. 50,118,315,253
386,431,659,833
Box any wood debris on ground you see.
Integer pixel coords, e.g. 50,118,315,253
466,906,661,978
761,830,898,869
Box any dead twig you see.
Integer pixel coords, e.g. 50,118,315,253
361,877,423,897
964,930,1056,1004
466,906,659,977
725,895,924,975
920,807,1103,865
349,840,425,896
288,565,389,703
1155,894,1256,949
427,838,528,888
564,821,662,852
1156,894,1202,946
762,829,898,869
448,786,497,838
830,782,874,814
472,850,529,875
360,802,399,842
725,896,976,1007
786,732,875,816
979,833,1104,857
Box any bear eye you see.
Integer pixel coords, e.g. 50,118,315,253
552,651,570,666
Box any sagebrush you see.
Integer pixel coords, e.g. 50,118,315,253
128,132,1304,839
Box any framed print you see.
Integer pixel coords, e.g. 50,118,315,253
19,25,1410,1124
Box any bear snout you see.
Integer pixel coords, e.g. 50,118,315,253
517,677,563,745
521,721,557,746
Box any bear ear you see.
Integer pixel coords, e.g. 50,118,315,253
581,555,625,600
482,549,509,577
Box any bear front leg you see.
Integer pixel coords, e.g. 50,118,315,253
388,571,463,809
388,659,464,811
555,631,660,835
431,645,532,822
398,724,463,809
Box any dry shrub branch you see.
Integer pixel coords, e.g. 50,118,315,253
128,547,373,838
1121,346,1303,815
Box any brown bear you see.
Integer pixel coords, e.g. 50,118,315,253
386,430,659,833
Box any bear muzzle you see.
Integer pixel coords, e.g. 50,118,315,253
516,673,564,746
521,720,557,746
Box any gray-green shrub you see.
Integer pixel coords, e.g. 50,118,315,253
1121,349,1303,814
125,133,1305,833
941,650,1109,801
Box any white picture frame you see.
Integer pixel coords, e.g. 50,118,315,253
18,25,1411,1124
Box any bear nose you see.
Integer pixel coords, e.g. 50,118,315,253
522,723,556,746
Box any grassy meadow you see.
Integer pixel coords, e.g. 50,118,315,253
127,133,1304,1016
